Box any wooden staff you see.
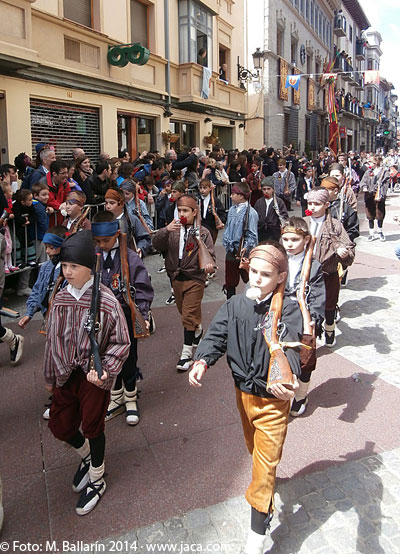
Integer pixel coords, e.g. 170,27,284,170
135,184,154,235
296,236,317,335
210,186,224,230
194,203,217,271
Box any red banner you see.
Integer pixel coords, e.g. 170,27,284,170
329,122,339,155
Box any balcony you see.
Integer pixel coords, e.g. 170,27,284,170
333,54,345,72
364,107,379,122
333,14,347,37
342,60,353,81
174,63,245,113
356,39,366,61
354,71,364,90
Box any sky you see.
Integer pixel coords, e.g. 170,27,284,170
359,0,400,97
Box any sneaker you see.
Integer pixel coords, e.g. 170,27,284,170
367,235,375,242
9,266,19,272
42,407,50,420
75,476,106,515
290,397,309,417
5,268,10,274
72,454,91,493
105,390,125,421
324,330,336,348
334,305,341,323
16,288,32,297
176,358,193,372
208,272,216,279
378,233,386,242
10,335,24,365
165,293,175,306
157,265,166,274
205,279,209,287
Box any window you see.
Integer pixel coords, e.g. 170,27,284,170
118,114,155,160
291,40,297,65
367,58,373,70
170,121,195,151
277,27,284,57
131,0,148,47
179,0,213,68
310,1,314,27
219,46,230,82
349,25,353,42
300,0,304,16
64,37,100,68
306,0,310,22
63,0,92,27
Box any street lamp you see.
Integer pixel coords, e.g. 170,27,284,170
237,48,265,84
252,48,265,71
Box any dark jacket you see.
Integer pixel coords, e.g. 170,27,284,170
12,201,36,246
296,176,314,206
30,166,47,187
72,170,96,204
86,173,110,204
152,225,215,284
254,195,288,242
100,247,153,319
261,157,278,177
32,200,49,240
199,194,226,235
329,199,359,242
194,292,302,398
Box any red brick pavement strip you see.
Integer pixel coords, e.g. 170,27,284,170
2,296,400,544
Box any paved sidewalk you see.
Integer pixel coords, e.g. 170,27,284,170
1,193,400,553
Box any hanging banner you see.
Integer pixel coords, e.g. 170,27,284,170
329,121,339,156
285,74,301,90
279,58,289,101
293,69,301,105
307,78,315,111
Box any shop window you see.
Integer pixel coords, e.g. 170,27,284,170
63,0,92,28
118,114,155,161
170,121,195,152
131,0,148,48
179,0,213,68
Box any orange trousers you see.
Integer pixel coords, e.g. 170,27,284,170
235,387,290,514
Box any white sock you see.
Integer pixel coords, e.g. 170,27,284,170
89,462,105,482
194,324,203,339
76,439,90,460
244,529,266,554
181,344,193,360
369,227,375,236
294,380,310,401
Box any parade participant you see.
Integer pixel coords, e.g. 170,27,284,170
152,194,215,371
18,226,67,331
360,156,390,242
92,212,153,425
320,177,359,242
104,187,151,256
44,230,130,515
272,158,296,211
305,188,355,347
189,243,302,554
121,180,154,231
198,178,226,243
246,159,263,205
62,191,91,231
254,176,288,242
329,163,357,211
296,165,315,216
0,308,24,365
281,217,325,416
222,182,258,299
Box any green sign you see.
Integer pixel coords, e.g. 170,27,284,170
383,130,390,135
108,43,150,67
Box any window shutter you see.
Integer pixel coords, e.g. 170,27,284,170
63,0,92,28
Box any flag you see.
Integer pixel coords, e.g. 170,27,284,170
322,73,337,84
201,66,212,99
364,70,380,85
285,74,301,90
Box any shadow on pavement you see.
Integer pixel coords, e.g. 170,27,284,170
345,275,387,292
268,441,384,553
336,321,392,355
340,296,390,318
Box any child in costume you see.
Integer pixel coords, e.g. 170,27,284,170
189,243,302,554
281,217,325,416
152,194,215,371
92,212,154,425
222,182,258,299
44,230,130,515
254,176,288,243
62,190,91,231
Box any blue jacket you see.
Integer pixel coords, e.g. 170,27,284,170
126,198,154,230
32,200,49,240
25,260,61,318
222,202,258,256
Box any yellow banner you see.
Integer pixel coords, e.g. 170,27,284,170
293,68,301,105
307,77,315,111
279,58,288,101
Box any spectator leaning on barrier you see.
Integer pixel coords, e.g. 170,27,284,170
44,160,71,225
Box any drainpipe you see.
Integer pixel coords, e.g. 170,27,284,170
164,0,171,114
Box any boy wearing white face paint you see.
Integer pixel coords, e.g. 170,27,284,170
281,217,325,416
189,244,303,554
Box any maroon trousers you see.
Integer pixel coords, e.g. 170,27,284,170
49,369,110,442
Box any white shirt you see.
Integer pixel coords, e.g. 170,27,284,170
264,197,273,215
309,215,325,238
102,239,119,272
305,178,313,191
67,277,94,301
288,251,305,289
174,205,178,220
179,225,193,260
201,194,211,218
256,292,273,304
